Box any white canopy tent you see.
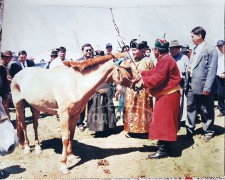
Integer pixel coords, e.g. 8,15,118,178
1,0,224,61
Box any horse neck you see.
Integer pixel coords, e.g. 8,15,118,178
81,60,115,96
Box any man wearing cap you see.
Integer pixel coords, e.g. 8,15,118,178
106,43,113,55
0,50,13,117
49,46,67,69
181,44,192,59
184,26,218,142
169,40,189,124
215,40,225,117
140,38,181,158
45,49,58,69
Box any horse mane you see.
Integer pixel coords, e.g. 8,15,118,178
63,54,114,71
63,53,127,71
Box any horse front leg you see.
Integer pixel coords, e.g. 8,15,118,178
15,101,30,154
67,117,79,163
59,111,70,175
31,107,41,155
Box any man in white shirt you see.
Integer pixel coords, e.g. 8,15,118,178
215,40,225,117
49,46,67,69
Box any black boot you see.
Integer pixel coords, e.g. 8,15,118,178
148,141,170,159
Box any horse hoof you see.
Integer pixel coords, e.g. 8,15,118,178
59,167,70,175
67,154,80,163
24,147,31,154
18,144,24,149
35,146,42,155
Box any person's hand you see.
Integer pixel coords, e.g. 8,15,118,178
203,91,210,96
219,73,225,78
131,76,141,86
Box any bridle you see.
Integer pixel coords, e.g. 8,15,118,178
113,58,141,88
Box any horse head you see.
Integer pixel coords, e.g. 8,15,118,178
112,56,143,90
0,97,18,156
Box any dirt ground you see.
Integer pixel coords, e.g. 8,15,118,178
0,104,224,179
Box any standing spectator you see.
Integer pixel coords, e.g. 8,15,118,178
181,44,192,59
84,46,116,136
0,51,13,117
140,38,181,158
215,40,225,117
87,82,117,136
115,45,130,121
145,48,151,57
169,40,189,124
185,26,218,142
45,49,58,69
124,39,154,138
106,43,113,55
49,46,67,69
76,43,94,131
8,50,35,141
142,40,149,54
9,50,35,78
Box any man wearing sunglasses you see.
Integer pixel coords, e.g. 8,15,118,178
77,43,94,61
76,43,94,132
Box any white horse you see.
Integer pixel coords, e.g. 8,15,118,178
0,97,18,156
10,53,140,174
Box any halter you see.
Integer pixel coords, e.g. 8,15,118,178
114,58,140,88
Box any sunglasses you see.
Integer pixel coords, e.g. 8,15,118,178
85,49,93,52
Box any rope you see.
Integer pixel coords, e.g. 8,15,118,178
109,8,141,80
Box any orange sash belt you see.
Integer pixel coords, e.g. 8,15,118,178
155,85,180,99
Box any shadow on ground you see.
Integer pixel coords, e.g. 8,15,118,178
0,165,26,179
41,136,156,171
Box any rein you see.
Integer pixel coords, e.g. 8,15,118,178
110,8,141,84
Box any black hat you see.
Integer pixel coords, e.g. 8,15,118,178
57,46,66,51
142,41,149,48
130,39,137,48
50,49,58,56
130,39,145,50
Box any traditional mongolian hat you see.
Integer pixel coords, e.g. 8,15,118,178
142,41,149,48
130,39,145,49
155,39,169,49
57,46,66,52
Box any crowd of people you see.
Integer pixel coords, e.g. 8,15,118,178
0,26,224,159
